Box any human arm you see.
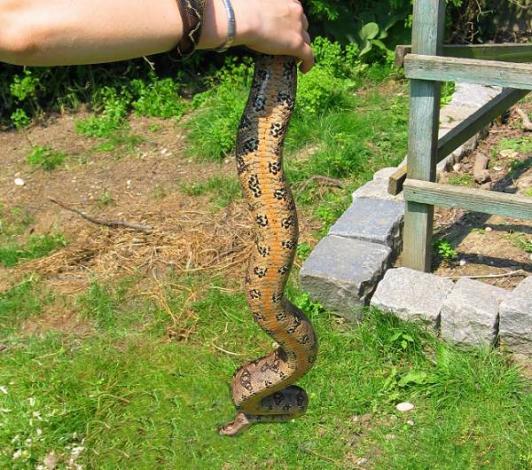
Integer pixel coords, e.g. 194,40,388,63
0,0,313,71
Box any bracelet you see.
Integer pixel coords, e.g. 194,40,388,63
215,0,236,53
176,0,206,59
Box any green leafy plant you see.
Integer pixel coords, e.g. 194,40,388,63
131,75,187,119
26,146,66,171
76,87,129,137
434,238,458,262
10,108,31,129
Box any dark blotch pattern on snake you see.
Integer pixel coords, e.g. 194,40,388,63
219,55,318,436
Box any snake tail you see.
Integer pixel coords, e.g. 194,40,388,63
219,55,318,437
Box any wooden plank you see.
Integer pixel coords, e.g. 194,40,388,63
402,0,446,272
388,88,530,195
395,43,532,68
404,179,532,220
405,54,532,90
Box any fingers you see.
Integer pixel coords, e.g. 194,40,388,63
298,41,314,74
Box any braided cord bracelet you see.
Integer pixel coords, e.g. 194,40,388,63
175,0,207,59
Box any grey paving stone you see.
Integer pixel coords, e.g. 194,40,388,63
499,276,532,355
370,267,453,328
449,83,501,109
300,236,391,321
352,177,403,202
441,278,509,347
329,198,404,250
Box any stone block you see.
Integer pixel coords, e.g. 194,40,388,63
352,169,403,202
300,236,391,321
441,278,509,347
499,276,532,355
370,267,453,328
329,198,404,250
449,83,501,109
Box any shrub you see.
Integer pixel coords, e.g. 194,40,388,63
26,146,66,171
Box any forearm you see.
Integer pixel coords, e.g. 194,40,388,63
0,0,313,71
0,0,237,66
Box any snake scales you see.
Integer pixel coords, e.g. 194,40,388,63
219,55,318,436
176,0,318,436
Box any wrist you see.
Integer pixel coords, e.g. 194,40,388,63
197,0,255,50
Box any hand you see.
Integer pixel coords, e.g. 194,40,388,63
198,0,314,73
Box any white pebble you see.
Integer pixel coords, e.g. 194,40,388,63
407,419,415,426
485,226,493,232
459,259,467,266
14,178,25,186
396,402,415,412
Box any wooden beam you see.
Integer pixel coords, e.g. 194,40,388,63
388,88,530,195
402,0,446,273
405,55,532,90
395,43,532,68
404,179,532,220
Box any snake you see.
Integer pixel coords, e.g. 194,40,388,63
219,54,318,436
176,0,318,436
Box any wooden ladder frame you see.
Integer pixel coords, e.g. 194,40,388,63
395,0,532,272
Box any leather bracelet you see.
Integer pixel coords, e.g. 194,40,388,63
215,0,236,53
176,0,206,59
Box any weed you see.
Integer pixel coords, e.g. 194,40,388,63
498,137,532,155
10,108,31,129
76,88,129,138
26,146,66,171
131,75,187,119
508,233,532,254
434,238,458,262
0,234,67,267
296,242,312,261
97,191,114,208
448,174,474,186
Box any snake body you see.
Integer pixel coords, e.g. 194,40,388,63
219,55,318,436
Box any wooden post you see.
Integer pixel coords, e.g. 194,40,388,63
402,0,446,272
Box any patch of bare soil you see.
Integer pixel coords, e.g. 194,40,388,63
433,102,531,290
0,113,320,335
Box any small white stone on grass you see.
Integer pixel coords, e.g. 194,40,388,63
0,386,7,395
459,259,467,266
14,178,25,186
407,419,415,426
485,227,493,232
396,402,414,412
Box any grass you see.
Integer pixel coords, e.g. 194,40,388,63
1,40,530,468
0,234,67,268
0,273,530,469
447,174,474,187
181,175,242,208
508,233,532,254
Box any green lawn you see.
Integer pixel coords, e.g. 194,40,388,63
0,274,530,469
1,49,530,468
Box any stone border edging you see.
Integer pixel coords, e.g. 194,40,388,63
300,82,531,355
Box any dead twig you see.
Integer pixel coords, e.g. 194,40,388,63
515,107,532,132
49,197,153,233
296,175,344,192
443,269,528,280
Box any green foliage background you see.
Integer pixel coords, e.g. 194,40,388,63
0,0,525,128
